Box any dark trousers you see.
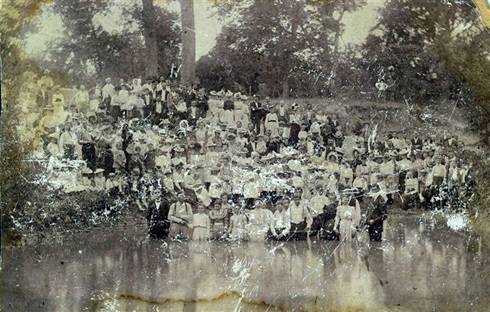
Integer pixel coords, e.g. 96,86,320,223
149,220,169,239
82,143,96,170
368,223,383,241
251,115,261,133
288,221,307,240
63,144,75,160
111,105,121,121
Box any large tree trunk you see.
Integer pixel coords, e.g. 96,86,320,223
282,80,289,98
142,0,159,78
180,0,196,84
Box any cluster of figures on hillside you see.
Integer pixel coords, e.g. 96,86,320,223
22,71,478,242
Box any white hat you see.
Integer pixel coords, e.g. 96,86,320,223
81,168,93,175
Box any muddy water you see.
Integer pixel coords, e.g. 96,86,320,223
1,214,489,312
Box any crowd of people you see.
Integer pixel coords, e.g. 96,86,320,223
23,71,476,243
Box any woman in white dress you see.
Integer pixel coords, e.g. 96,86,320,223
192,204,211,241
229,207,248,241
334,193,361,243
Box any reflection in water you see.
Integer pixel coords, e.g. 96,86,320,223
1,215,489,311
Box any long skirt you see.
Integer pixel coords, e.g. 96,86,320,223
192,227,209,241
339,219,354,242
211,223,227,240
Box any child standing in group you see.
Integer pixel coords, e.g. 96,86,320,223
192,204,211,241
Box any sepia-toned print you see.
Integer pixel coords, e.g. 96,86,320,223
1,0,490,311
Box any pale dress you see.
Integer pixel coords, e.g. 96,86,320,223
192,213,210,241
335,204,361,242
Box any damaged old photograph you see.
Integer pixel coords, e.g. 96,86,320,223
1,0,490,311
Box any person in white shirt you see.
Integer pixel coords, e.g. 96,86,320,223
246,201,274,241
264,109,280,138
403,170,420,210
102,78,115,109
271,199,291,240
118,86,132,119
334,192,361,243
74,85,90,114
431,158,447,186
308,186,330,235
209,197,229,240
288,190,309,240
228,207,248,241
168,193,193,239
339,161,354,187
243,174,261,208
191,204,211,241
59,124,76,159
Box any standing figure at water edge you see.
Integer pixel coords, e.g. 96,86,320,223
334,190,361,242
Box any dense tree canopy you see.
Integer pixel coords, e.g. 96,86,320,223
197,0,366,97
46,0,181,83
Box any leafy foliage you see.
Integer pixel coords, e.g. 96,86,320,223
46,0,181,82
198,0,366,96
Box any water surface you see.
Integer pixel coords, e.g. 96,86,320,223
2,214,489,311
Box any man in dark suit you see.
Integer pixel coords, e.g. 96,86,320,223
366,194,388,241
147,189,171,239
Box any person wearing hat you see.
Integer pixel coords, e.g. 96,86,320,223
51,86,65,114
220,99,236,129
112,142,126,173
365,185,388,241
194,183,212,207
100,143,114,177
147,188,171,239
264,107,280,138
172,163,185,192
379,152,397,193
339,160,354,188
73,84,90,115
246,200,274,241
249,97,265,135
209,196,230,240
307,186,330,237
78,126,97,171
325,152,340,176
190,203,211,241
102,78,115,112
168,192,193,239
334,190,361,243
431,157,447,187
243,174,261,209
403,170,421,210
269,198,291,240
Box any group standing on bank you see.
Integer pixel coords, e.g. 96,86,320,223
22,71,476,243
